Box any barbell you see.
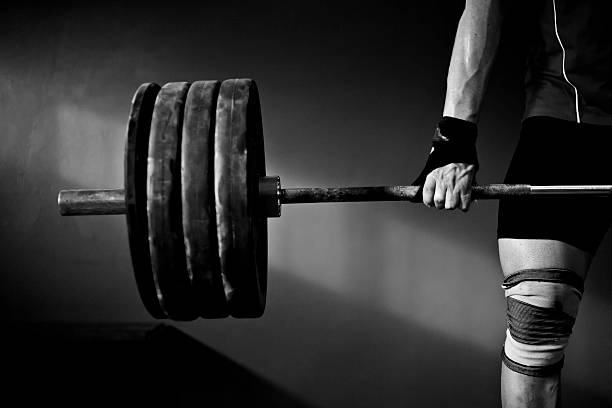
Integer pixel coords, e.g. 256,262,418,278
57,78,612,321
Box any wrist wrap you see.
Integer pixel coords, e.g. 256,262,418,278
412,116,479,189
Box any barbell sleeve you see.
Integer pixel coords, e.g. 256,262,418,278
58,189,127,216
58,183,612,216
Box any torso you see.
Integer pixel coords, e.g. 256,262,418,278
524,0,612,125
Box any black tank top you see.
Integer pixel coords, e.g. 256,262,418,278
523,0,612,125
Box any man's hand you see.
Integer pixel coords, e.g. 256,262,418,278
422,163,476,211
411,117,479,206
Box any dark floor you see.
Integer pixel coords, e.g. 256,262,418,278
0,323,313,408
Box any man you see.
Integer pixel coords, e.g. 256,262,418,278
413,1,612,407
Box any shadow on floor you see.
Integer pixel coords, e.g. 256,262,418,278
0,323,314,408
183,270,612,408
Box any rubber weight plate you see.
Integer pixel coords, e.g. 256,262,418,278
147,82,199,321
215,78,268,318
182,80,228,318
125,83,166,319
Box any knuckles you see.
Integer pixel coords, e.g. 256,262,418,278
420,163,476,212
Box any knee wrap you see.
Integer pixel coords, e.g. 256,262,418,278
501,268,584,377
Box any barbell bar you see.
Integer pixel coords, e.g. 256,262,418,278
58,183,612,216
57,78,612,321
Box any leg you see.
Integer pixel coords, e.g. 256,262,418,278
498,238,591,408
496,117,612,407
501,360,560,408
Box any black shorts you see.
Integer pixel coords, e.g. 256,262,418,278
497,116,612,254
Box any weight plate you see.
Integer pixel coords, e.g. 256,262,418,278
147,82,199,321
182,80,229,318
215,78,268,318
124,82,166,319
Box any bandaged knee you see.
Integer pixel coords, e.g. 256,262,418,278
501,268,584,377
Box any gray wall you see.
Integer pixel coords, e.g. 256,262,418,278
1,2,611,406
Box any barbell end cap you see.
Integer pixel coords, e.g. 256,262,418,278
58,191,67,216
259,176,282,217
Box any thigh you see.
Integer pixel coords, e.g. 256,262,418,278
497,116,612,254
498,238,591,279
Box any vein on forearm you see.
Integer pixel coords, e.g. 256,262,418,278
443,0,503,123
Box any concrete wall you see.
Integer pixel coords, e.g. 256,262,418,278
1,2,610,406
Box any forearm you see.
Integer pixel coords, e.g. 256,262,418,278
443,0,503,123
